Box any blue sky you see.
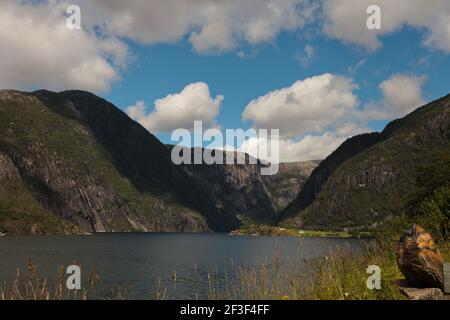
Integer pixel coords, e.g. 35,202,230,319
105,26,450,148
2,0,450,161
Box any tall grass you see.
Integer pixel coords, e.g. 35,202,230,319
196,245,406,300
0,259,105,300
2,243,449,300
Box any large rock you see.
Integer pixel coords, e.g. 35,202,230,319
399,286,444,300
396,225,444,289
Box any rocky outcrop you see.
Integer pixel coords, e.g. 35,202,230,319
177,148,318,224
179,150,277,225
0,152,79,234
262,161,319,212
396,225,444,289
281,94,450,229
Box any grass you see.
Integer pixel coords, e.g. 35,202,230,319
204,241,450,300
298,241,450,300
1,260,93,300
230,225,372,238
1,241,449,300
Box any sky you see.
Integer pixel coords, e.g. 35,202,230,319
1,0,450,162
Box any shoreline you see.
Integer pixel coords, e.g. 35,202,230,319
229,226,373,239
0,229,372,239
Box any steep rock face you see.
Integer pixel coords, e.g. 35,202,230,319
0,151,78,234
180,150,277,225
54,90,239,232
0,90,221,233
175,147,318,224
262,161,319,212
281,94,450,229
0,89,319,234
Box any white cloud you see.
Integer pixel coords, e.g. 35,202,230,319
240,72,427,162
240,73,375,162
2,0,449,94
240,125,366,163
276,134,343,162
323,0,450,52
78,0,319,54
0,0,319,91
0,1,127,92
126,82,223,133
294,45,315,67
362,74,426,120
125,100,147,121
242,74,359,138
380,74,426,115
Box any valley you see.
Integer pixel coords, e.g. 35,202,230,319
0,89,449,236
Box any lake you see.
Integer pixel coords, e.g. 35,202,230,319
0,233,370,299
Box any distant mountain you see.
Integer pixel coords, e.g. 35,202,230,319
170,147,318,225
281,94,450,230
262,161,319,212
176,149,277,225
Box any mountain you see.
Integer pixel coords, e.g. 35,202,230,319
262,161,319,212
177,149,277,225
170,147,317,225
0,89,317,235
281,94,450,230
0,89,241,234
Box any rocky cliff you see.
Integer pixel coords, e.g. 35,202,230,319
179,150,277,225
0,90,236,234
281,94,450,230
262,161,319,212
172,148,317,225
0,89,316,234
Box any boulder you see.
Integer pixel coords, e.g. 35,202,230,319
399,286,444,300
396,225,444,289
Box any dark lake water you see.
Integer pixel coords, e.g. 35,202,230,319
0,233,369,299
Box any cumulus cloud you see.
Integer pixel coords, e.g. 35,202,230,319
241,72,426,162
0,0,319,91
242,74,359,138
125,101,147,121
78,0,319,54
240,134,334,162
323,0,450,52
126,82,223,133
240,73,374,162
362,74,426,120
3,0,450,93
380,74,426,114
0,0,127,92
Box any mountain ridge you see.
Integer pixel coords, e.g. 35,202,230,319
0,89,220,233
281,93,450,230
0,89,315,234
